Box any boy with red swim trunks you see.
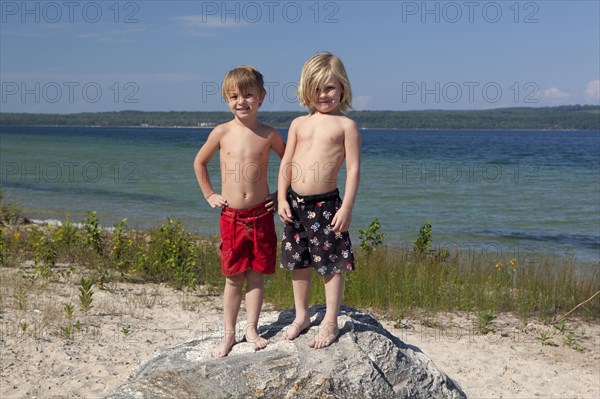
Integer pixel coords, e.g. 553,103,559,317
193,65,285,358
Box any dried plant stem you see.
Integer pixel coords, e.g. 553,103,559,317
553,290,600,323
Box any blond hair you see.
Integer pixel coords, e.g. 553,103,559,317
297,52,352,113
221,65,266,103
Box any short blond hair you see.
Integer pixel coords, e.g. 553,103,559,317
221,65,266,102
297,52,352,113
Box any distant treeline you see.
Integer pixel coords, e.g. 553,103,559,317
1,105,599,130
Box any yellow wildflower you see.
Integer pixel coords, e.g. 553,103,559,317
495,262,502,270
509,258,517,273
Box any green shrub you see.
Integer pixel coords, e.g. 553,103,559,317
82,211,104,255
414,220,432,255
139,218,197,289
358,218,386,256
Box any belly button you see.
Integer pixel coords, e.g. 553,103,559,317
243,193,248,198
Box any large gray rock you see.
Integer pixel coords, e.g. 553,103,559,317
106,305,466,398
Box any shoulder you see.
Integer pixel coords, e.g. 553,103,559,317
339,115,358,130
290,114,310,129
209,121,235,138
210,122,228,135
198,123,231,154
338,115,359,135
258,122,283,141
339,116,360,142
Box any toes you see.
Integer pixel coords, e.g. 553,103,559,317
310,322,339,349
283,324,298,340
211,344,230,358
211,333,236,358
283,321,309,341
245,323,269,351
253,337,268,351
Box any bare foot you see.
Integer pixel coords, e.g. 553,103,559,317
211,331,236,358
245,323,268,351
309,321,339,349
282,317,311,341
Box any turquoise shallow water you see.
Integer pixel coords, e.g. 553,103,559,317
1,125,599,264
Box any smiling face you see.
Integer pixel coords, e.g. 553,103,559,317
221,66,267,122
297,52,352,114
224,85,264,121
310,74,342,114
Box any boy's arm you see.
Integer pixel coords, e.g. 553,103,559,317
193,127,228,208
331,120,361,233
277,121,299,223
264,130,287,212
270,130,286,160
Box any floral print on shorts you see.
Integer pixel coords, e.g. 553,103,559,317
280,188,355,276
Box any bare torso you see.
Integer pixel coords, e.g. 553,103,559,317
219,122,276,209
289,113,348,195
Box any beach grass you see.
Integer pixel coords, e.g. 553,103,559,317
269,219,599,323
344,246,598,323
1,201,598,324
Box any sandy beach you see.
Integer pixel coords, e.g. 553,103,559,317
1,265,598,399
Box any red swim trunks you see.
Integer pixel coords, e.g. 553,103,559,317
219,201,277,276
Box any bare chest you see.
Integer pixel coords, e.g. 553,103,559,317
296,129,344,148
220,136,269,161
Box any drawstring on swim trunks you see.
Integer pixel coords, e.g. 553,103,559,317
223,203,268,262
231,209,236,254
254,211,257,254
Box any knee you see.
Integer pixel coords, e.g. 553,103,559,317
225,275,245,289
324,273,344,285
245,270,265,287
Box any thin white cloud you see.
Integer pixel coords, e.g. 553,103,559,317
543,87,570,100
352,95,372,110
584,80,600,102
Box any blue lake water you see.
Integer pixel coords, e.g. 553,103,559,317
1,125,599,265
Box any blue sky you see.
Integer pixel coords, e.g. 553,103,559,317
1,0,599,113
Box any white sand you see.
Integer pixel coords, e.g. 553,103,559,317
1,267,598,398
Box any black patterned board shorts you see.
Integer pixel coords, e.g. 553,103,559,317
280,188,355,276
